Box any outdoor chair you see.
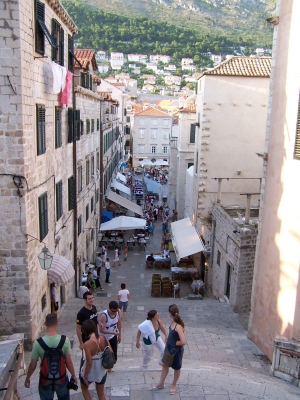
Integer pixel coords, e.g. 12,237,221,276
151,283,161,297
146,260,154,269
171,272,181,282
152,273,161,280
155,261,164,270
163,260,171,269
162,283,172,297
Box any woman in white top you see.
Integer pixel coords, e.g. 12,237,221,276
117,283,130,321
113,247,121,267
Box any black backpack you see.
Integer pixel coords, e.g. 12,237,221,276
37,335,67,387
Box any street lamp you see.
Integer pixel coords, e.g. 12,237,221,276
37,245,53,270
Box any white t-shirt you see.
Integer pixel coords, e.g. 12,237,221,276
78,286,88,299
51,286,58,302
105,261,110,270
118,289,130,302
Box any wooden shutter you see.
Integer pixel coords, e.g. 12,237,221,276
39,192,48,241
97,119,99,131
74,109,80,140
86,204,89,222
37,105,46,155
294,96,300,160
55,106,62,148
60,26,64,66
124,108,127,116
78,215,82,236
56,180,63,221
91,119,94,133
89,74,93,90
68,34,74,72
68,176,75,210
36,0,56,49
35,0,45,54
190,124,196,143
51,19,58,61
68,108,73,143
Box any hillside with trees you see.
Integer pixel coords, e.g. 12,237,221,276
62,0,274,65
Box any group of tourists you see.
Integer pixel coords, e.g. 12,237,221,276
24,297,186,399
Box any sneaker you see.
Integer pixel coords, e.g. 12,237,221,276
100,288,105,291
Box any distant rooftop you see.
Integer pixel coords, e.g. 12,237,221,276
202,56,271,78
74,49,97,70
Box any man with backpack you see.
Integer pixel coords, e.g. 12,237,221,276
24,313,77,399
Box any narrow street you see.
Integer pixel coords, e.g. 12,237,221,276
18,190,300,399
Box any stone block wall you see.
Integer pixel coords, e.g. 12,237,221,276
0,0,78,347
210,205,258,313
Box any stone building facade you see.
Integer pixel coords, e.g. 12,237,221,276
0,0,122,347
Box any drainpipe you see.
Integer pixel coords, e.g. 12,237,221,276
217,178,222,204
72,40,78,298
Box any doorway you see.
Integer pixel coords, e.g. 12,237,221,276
225,263,232,299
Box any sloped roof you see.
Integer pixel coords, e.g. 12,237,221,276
74,49,98,71
180,104,197,113
135,106,172,118
202,56,271,78
92,75,101,84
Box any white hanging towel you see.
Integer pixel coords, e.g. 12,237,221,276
51,61,67,94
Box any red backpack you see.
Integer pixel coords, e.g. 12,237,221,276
37,335,67,387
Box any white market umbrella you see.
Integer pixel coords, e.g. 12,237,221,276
154,159,169,166
138,159,153,166
100,216,146,231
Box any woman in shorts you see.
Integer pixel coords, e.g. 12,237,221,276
80,319,110,400
117,283,130,321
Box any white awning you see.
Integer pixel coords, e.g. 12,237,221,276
117,172,126,183
111,180,131,195
47,255,74,286
171,218,205,262
107,190,143,216
100,216,146,231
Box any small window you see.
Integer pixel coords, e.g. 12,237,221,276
56,180,63,221
151,146,156,154
126,116,130,123
86,119,90,134
140,129,145,138
86,204,89,222
138,145,144,153
38,192,48,241
68,176,75,211
140,118,145,126
78,165,83,194
152,119,157,126
91,196,94,213
163,146,168,154
36,104,46,155
217,250,221,266
51,19,64,66
68,108,73,143
163,130,169,139
86,159,90,185
35,0,56,55
78,215,82,236
163,119,169,126
91,156,94,177
97,119,100,131
55,107,62,148
151,129,157,139
190,124,196,143
91,119,95,133
96,152,99,170
41,293,46,312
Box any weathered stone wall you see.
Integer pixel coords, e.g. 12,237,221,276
210,205,258,313
0,0,77,347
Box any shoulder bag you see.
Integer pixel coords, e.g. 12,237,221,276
102,337,116,369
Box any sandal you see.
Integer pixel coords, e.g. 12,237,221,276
170,387,177,395
152,386,164,391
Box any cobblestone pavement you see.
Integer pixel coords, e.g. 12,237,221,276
18,194,300,399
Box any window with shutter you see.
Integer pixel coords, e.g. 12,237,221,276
190,124,196,143
51,19,64,66
97,119,100,131
38,192,48,241
294,95,300,160
36,104,46,155
78,215,82,236
86,119,90,134
68,108,73,143
68,34,74,72
90,74,93,90
91,119,95,133
56,180,63,221
78,165,83,193
124,108,127,116
96,188,99,203
96,152,99,170
35,0,56,55
91,156,94,177
68,176,75,211
74,109,80,140
80,120,84,135
86,160,90,185
55,106,62,148
86,204,89,222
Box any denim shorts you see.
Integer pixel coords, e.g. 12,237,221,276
118,301,128,312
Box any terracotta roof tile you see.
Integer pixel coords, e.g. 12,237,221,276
134,106,172,117
180,104,197,113
92,75,101,84
202,56,271,78
74,49,97,71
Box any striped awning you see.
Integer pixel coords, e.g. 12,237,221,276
107,190,143,216
47,255,74,286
